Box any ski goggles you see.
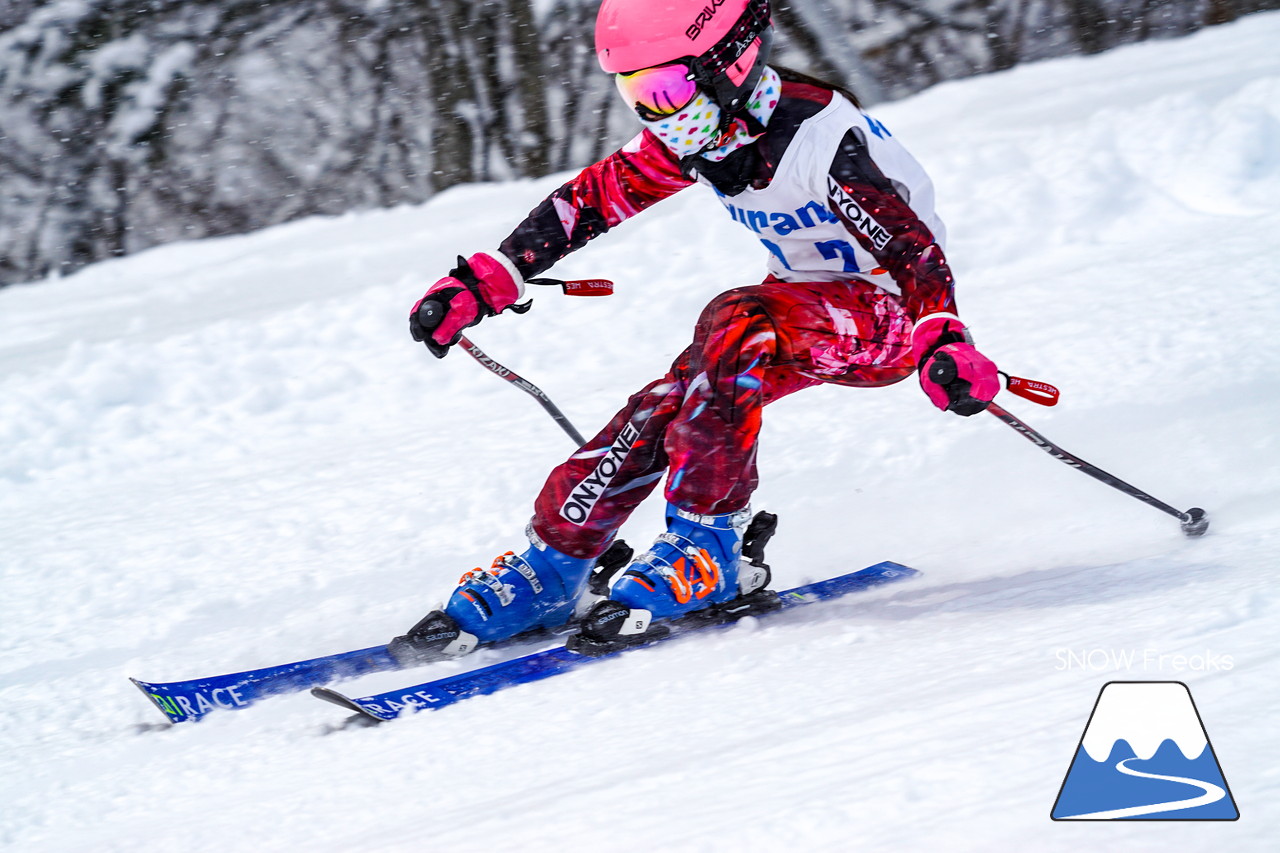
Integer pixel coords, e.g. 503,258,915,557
615,62,699,121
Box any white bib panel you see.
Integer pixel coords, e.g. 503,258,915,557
697,95,946,296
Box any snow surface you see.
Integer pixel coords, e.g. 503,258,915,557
3,13,1280,851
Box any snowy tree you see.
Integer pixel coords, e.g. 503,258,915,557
1,0,1276,287
0,0,562,284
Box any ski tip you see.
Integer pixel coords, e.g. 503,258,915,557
872,560,920,577
310,685,356,707
129,677,179,725
311,686,387,724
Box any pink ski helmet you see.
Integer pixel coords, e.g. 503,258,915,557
597,0,774,117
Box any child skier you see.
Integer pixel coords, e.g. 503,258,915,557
392,0,998,660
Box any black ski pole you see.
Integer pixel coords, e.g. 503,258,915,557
453,334,586,447
415,276,612,448
926,356,1208,536
986,401,1209,537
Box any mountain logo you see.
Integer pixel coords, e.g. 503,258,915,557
1051,681,1239,820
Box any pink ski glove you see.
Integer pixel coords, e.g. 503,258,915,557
911,314,1000,416
410,252,526,358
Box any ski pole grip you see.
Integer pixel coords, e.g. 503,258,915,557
417,299,445,332
927,351,958,386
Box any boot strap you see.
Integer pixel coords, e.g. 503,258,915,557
672,506,754,530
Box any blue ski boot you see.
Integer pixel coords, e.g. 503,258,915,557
568,505,779,657
389,525,598,665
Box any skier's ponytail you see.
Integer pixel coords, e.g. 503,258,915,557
772,65,863,110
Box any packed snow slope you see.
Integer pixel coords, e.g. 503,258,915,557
3,13,1279,851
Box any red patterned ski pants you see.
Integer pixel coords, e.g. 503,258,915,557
532,277,917,558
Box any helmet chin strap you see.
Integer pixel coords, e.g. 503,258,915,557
733,108,768,137
701,109,765,157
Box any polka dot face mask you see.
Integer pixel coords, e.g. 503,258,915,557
642,67,781,163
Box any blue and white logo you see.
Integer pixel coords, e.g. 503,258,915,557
1051,681,1239,820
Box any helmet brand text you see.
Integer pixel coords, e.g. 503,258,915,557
686,0,728,40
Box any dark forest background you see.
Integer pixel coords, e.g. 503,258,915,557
1,0,1274,287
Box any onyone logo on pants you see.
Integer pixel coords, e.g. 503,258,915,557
561,423,640,525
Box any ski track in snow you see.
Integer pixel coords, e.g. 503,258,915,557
3,14,1280,851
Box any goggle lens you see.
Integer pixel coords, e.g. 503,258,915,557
615,63,699,120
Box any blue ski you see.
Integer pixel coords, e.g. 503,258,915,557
131,622,587,723
133,540,641,723
131,645,401,723
312,561,918,723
